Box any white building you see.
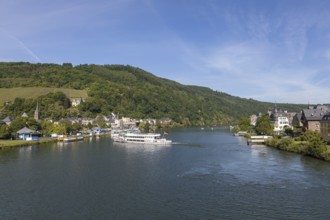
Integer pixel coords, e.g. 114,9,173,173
250,115,258,126
110,117,137,129
273,116,291,134
70,98,85,107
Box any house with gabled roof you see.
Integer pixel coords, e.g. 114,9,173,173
1,116,16,126
301,105,329,133
292,112,303,128
16,127,39,140
269,107,294,134
81,118,95,126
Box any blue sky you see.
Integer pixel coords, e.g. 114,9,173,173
1,0,330,104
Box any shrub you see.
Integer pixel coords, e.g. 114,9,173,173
266,137,279,148
294,137,301,142
278,137,294,151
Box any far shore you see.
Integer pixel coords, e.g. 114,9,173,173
0,134,110,150
0,137,58,150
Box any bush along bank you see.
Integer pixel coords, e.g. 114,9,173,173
265,130,330,161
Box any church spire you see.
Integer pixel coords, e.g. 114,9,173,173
34,102,40,121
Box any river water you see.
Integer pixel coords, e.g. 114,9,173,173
1,127,330,219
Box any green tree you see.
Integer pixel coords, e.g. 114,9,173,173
86,122,93,129
284,127,294,137
95,115,107,128
300,130,327,158
40,120,55,135
156,120,162,129
25,118,40,131
51,124,67,135
278,137,294,151
44,103,66,121
9,117,28,133
0,124,10,139
255,115,272,135
71,122,82,133
238,117,251,131
139,121,150,132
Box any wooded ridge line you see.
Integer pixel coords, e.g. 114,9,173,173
0,62,306,125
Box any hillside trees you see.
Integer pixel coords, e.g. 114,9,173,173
2,91,72,121
0,62,307,125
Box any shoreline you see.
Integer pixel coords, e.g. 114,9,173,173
0,138,58,150
0,134,110,150
264,138,330,161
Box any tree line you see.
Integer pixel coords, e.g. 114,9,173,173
0,62,306,126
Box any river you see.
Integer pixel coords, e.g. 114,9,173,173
1,127,330,219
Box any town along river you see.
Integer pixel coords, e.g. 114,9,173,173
1,127,330,219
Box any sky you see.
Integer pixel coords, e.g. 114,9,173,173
1,0,330,104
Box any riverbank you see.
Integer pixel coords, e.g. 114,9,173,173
0,138,58,150
0,133,111,150
264,137,330,161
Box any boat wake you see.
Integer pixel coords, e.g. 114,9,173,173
171,142,203,147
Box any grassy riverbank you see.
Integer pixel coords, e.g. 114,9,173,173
0,138,58,150
265,136,330,161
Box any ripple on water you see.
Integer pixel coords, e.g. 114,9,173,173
178,167,212,178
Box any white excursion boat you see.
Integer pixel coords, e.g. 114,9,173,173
113,132,172,145
110,129,122,138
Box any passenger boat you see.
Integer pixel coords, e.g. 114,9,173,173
59,136,84,142
113,132,172,145
111,129,124,139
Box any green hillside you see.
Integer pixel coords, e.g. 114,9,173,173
0,87,87,105
0,62,306,125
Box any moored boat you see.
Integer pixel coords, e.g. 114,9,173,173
59,136,84,142
113,132,172,145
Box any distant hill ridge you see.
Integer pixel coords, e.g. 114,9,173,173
0,62,306,125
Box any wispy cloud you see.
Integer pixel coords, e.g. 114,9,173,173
0,28,41,62
17,39,41,62
186,0,330,103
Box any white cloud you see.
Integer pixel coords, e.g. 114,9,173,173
204,41,276,77
197,36,330,104
187,1,330,103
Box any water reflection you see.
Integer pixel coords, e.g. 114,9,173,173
18,145,32,158
113,142,171,153
56,141,81,148
234,136,248,146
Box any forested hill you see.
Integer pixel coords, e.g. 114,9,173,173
0,62,305,125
